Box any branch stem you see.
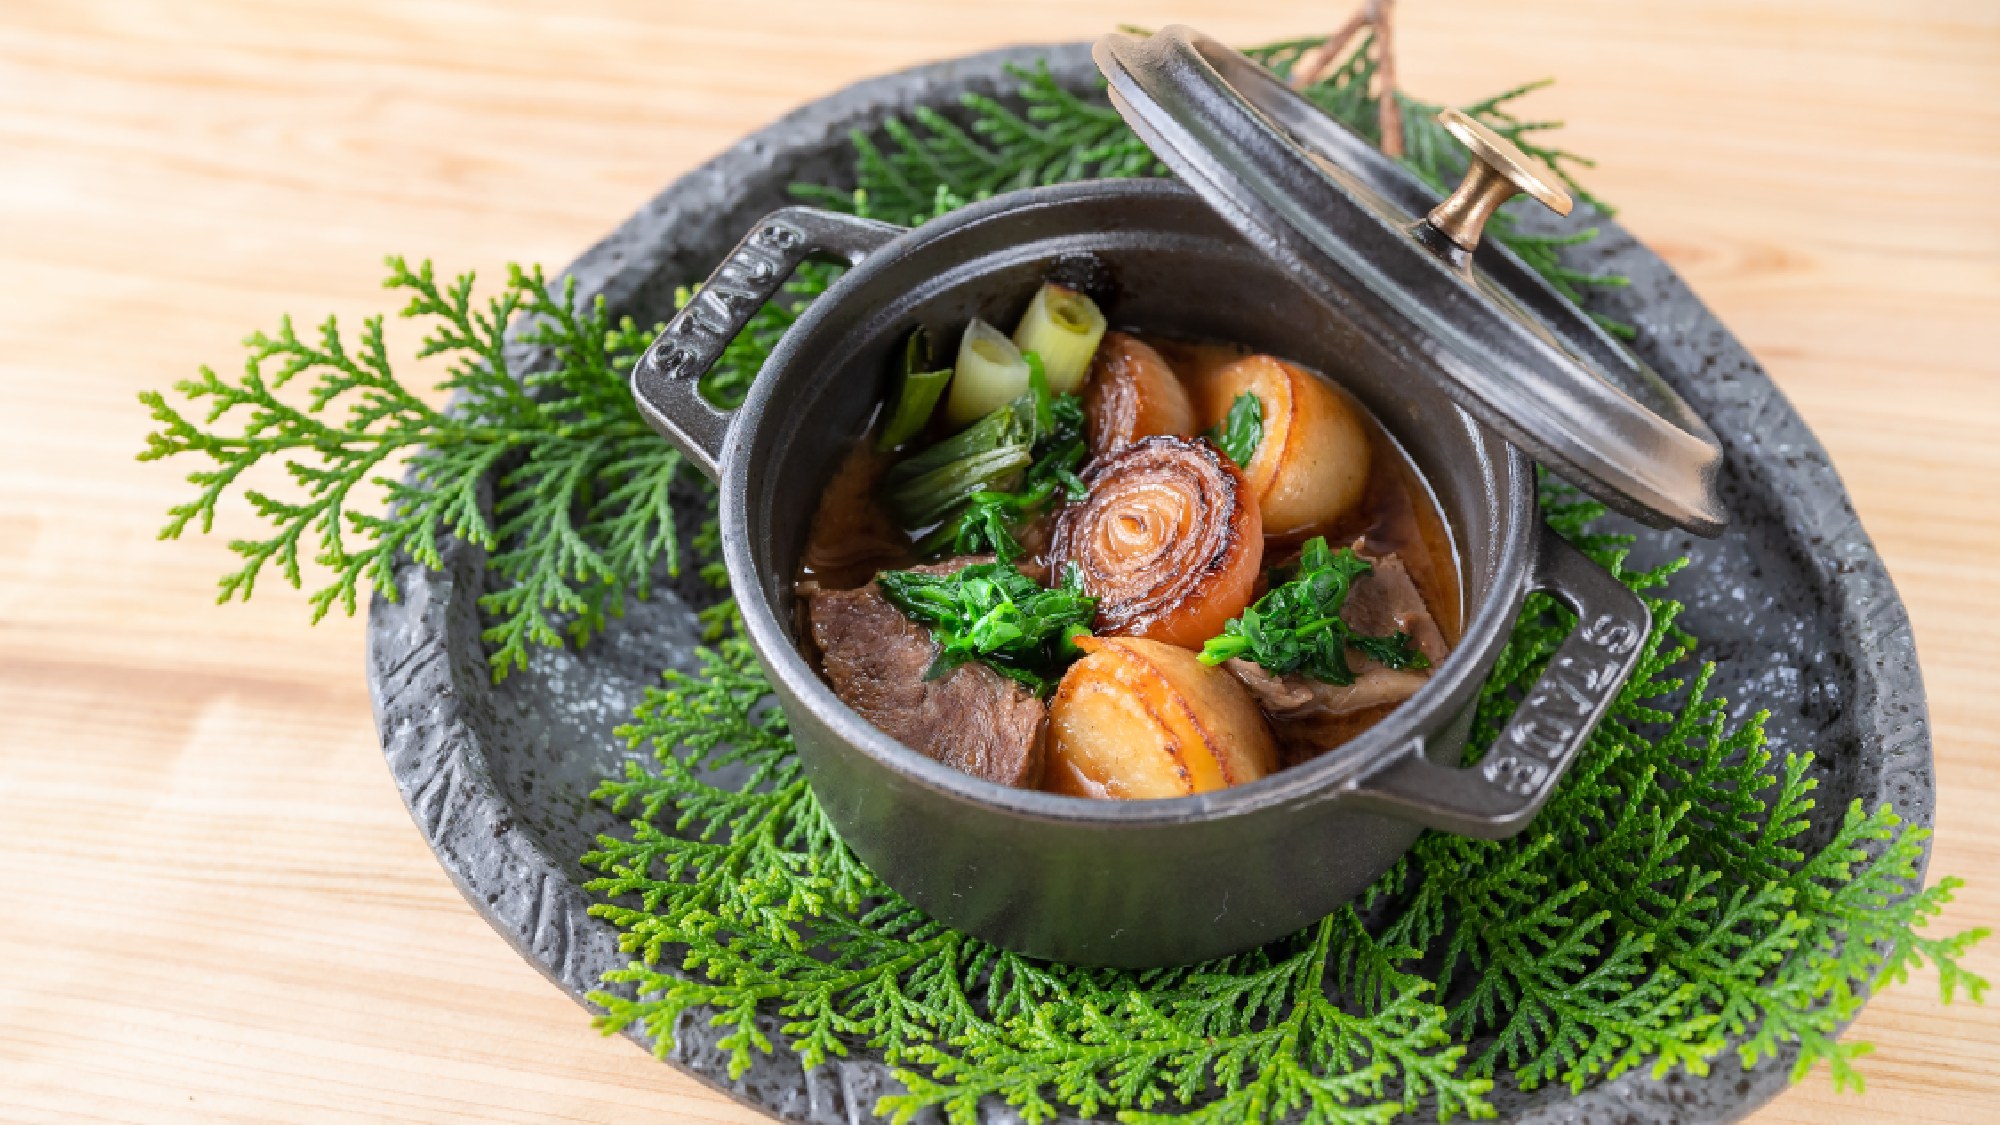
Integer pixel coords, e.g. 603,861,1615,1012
1288,1,1404,157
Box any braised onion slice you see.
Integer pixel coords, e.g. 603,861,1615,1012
1083,331,1196,454
1046,636,1278,798
1195,355,1371,539
1051,435,1261,648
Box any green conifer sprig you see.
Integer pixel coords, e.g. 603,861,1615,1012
139,258,685,678
583,483,1985,1123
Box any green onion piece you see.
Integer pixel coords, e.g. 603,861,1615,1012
878,328,952,450
946,318,1032,427
884,446,1033,529
878,367,951,451
1012,283,1107,394
877,334,952,454
1024,352,1054,437
881,398,1035,527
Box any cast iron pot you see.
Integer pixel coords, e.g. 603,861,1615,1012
630,178,1649,967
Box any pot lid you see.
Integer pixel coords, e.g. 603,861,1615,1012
1094,27,1727,536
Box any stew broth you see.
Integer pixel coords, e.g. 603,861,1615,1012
801,338,1460,640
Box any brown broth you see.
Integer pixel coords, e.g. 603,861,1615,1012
796,437,918,594
796,333,1463,661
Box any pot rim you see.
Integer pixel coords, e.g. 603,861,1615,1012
721,178,1541,827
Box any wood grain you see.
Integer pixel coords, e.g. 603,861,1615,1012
1,0,1995,1120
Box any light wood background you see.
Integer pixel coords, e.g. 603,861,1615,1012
2,0,1995,1120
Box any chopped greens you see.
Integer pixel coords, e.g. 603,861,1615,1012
876,561,1095,692
877,327,951,450
911,355,1089,562
1199,536,1430,683
1205,390,1264,467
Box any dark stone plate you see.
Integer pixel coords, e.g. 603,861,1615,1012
366,42,1931,1125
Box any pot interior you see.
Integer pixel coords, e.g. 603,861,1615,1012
733,180,1528,759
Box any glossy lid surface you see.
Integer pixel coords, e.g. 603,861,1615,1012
1094,26,1727,535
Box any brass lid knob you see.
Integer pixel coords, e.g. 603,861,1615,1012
1424,108,1573,252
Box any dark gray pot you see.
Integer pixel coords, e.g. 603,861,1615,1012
367,41,1932,1124
633,179,1650,967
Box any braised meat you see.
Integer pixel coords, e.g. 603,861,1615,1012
1341,552,1448,665
1224,551,1448,766
808,567,1047,788
1226,660,1430,767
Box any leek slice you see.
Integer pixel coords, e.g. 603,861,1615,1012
1011,283,1106,394
946,319,1031,427
877,328,952,450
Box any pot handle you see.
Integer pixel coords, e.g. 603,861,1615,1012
1353,523,1650,839
631,207,903,480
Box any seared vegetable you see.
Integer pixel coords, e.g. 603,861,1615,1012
1012,282,1107,394
877,327,952,450
1203,391,1263,467
1046,636,1277,798
1050,435,1262,649
1197,537,1429,685
1196,355,1371,538
1083,331,1196,454
947,319,1033,426
881,398,1034,528
877,560,1096,693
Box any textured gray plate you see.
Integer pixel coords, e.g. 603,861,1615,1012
366,43,1932,1125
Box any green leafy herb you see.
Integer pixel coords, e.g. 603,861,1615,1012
920,393,1088,563
1204,390,1264,467
878,327,953,450
877,561,1094,692
1020,355,1091,499
919,469,1067,563
1200,537,1429,683
138,259,687,680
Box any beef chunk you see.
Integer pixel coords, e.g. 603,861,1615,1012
808,568,1047,788
1227,659,1435,717
1342,553,1448,664
1224,551,1449,766
1226,659,1431,767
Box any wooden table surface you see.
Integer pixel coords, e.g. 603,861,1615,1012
3,0,1996,1120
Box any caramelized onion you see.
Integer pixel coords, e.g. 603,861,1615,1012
1084,331,1197,454
1051,435,1261,648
